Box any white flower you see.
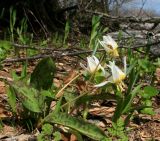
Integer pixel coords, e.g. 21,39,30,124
95,57,127,91
99,35,119,57
80,55,105,75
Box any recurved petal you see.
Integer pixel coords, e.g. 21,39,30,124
87,56,100,73
103,35,112,42
80,63,89,72
94,81,110,87
103,35,118,49
123,56,127,74
99,40,112,52
99,40,106,47
92,56,100,65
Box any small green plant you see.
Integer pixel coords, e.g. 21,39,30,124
140,86,159,115
7,57,56,127
37,123,54,141
107,118,128,141
17,18,29,44
3,15,159,141
63,20,70,46
52,32,64,47
0,40,12,62
38,123,62,141
5,57,109,140
9,7,16,42
80,33,159,126
89,15,108,53
89,15,101,49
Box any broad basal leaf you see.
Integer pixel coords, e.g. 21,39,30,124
7,86,17,113
13,83,42,113
30,57,56,90
44,112,107,140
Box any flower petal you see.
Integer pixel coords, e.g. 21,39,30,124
87,56,97,73
80,63,89,72
108,61,126,84
99,35,119,57
123,56,127,74
92,56,100,65
94,81,110,87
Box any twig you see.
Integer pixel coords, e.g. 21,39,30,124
55,72,83,98
85,0,93,9
12,43,83,51
2,54,52,63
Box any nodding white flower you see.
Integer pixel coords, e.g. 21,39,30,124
95,57,127,91
80,55,105,75
99,35,119,57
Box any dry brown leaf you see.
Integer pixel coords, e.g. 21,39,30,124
64,70,77,84
53,78,62,88
0,81,6,94
155,68,160,83
76,79,87,92
0,107,8,118
70,134,78,141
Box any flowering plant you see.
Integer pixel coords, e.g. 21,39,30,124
99,35,119,57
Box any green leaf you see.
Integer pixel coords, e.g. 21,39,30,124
112,97,124,122
126,64,138,94
7,86,17,113
11,70,21,81
30,57,56,90
0,48,7,61
21,62,27,78
0,40,12,50
141,86,159,99
122,84,142,114
41,90,54,98
138,59,155,72
91,31,97,40
37,123,53,141
11,63,28,81
54,97,62,114
13,83,42,113
53,131,62,141
0,40,12,61
42,123,53,135
140,99,154,115
141,108,155,115
44,112,107,140
144,99,152,106
102,27,108,33
19,87,42,113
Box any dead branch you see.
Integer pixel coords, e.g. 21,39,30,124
2,49,104,63
84,9,160,24
2,39,160,63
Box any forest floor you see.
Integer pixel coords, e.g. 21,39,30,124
0,54,160,141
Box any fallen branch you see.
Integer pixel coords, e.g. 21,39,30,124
85,9,160,24
3,40,160,63
2,49,104,63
